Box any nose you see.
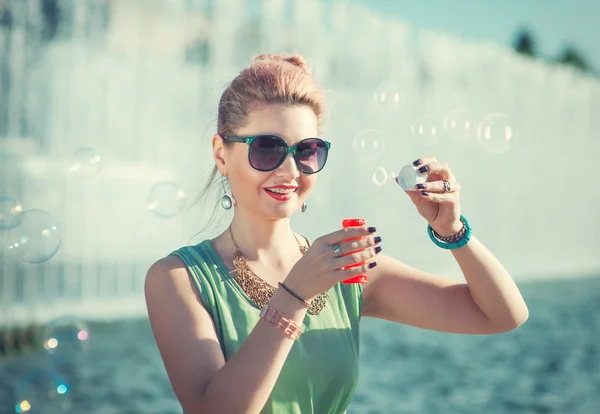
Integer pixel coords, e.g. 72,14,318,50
275,152,300,178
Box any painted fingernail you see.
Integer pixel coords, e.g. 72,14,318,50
418,166,428,174
374,236,382,243
412,159,422,166
374,246,382,254
367,226,376,233
421,191,429,196
368,262,378,269
416,183,425,190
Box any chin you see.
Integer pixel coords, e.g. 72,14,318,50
259,190,302,219
259,200,299,220
267,206,297,220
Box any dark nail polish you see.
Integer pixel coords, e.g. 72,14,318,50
416,183,425,189
368,262,377,269
421,191,429,196
418,166,428,174
374,246,382,254
413,159,422,166
367,226,376,233
374,236,382,243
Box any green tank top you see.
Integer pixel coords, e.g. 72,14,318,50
170,239,363,414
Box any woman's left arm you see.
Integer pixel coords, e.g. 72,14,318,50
361,156,529,334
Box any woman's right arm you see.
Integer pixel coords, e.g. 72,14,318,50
144,256,308,414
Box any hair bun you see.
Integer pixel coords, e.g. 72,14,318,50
251,53,310,72
282,54,309,70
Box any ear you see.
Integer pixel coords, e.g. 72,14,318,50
212,134,228,174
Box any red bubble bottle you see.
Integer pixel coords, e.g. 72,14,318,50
341,218,369,284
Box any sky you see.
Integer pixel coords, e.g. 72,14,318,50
353,0,600,72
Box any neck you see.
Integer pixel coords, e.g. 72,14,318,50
229,208,300,265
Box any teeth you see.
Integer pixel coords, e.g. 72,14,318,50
267,188,294,194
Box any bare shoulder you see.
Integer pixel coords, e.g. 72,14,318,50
144,255,202,306
145,255,188,288
144,254,225,411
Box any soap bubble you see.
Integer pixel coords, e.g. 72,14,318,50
395,164,427,191
443,108,474,141
68,147,102,178
0,196,23,230
147,181,187,219
410,114,439,147
352,129,386,161
43,316,90,362
372,81,406,113
477,113,516,154
7,210,61,264
371,167,389,186
14,369,72,413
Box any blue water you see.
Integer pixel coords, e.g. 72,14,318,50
1,275,599,413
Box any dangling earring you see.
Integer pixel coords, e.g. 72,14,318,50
301,201,307,213
221,175,233,210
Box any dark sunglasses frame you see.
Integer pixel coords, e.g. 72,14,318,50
222,135,331,174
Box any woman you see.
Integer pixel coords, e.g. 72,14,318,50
144,53,529,414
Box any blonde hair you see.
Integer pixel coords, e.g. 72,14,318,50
217,53,327,135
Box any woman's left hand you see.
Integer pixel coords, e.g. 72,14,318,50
399,156,462,237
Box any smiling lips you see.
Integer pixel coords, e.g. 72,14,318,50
264,185,298,201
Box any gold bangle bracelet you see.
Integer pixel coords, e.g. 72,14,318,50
259,305,302,340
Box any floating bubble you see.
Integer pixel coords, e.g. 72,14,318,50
352,129,386,161
147,181,187,219
43,316,90,362
477,113,516,154
371,167,389,186
443,108,474,141
0,196,23,230
372,81,407,113
14,369,72,413
410,114,439,147
7,210,61,264
394,164,427,191
68,147,102,178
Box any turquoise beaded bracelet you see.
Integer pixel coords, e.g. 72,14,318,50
427,215,472,250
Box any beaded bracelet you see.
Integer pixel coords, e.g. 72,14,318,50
278,282,311,308
259,305,302,340
427,215,472,250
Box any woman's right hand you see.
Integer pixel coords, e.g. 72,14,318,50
283,226,382,302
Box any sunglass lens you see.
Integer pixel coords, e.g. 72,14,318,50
249,135,286,171
295,139,328,174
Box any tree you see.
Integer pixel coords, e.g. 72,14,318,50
513,29,536,57
557,46,589,72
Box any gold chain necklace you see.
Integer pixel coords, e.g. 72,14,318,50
228,226,329,315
